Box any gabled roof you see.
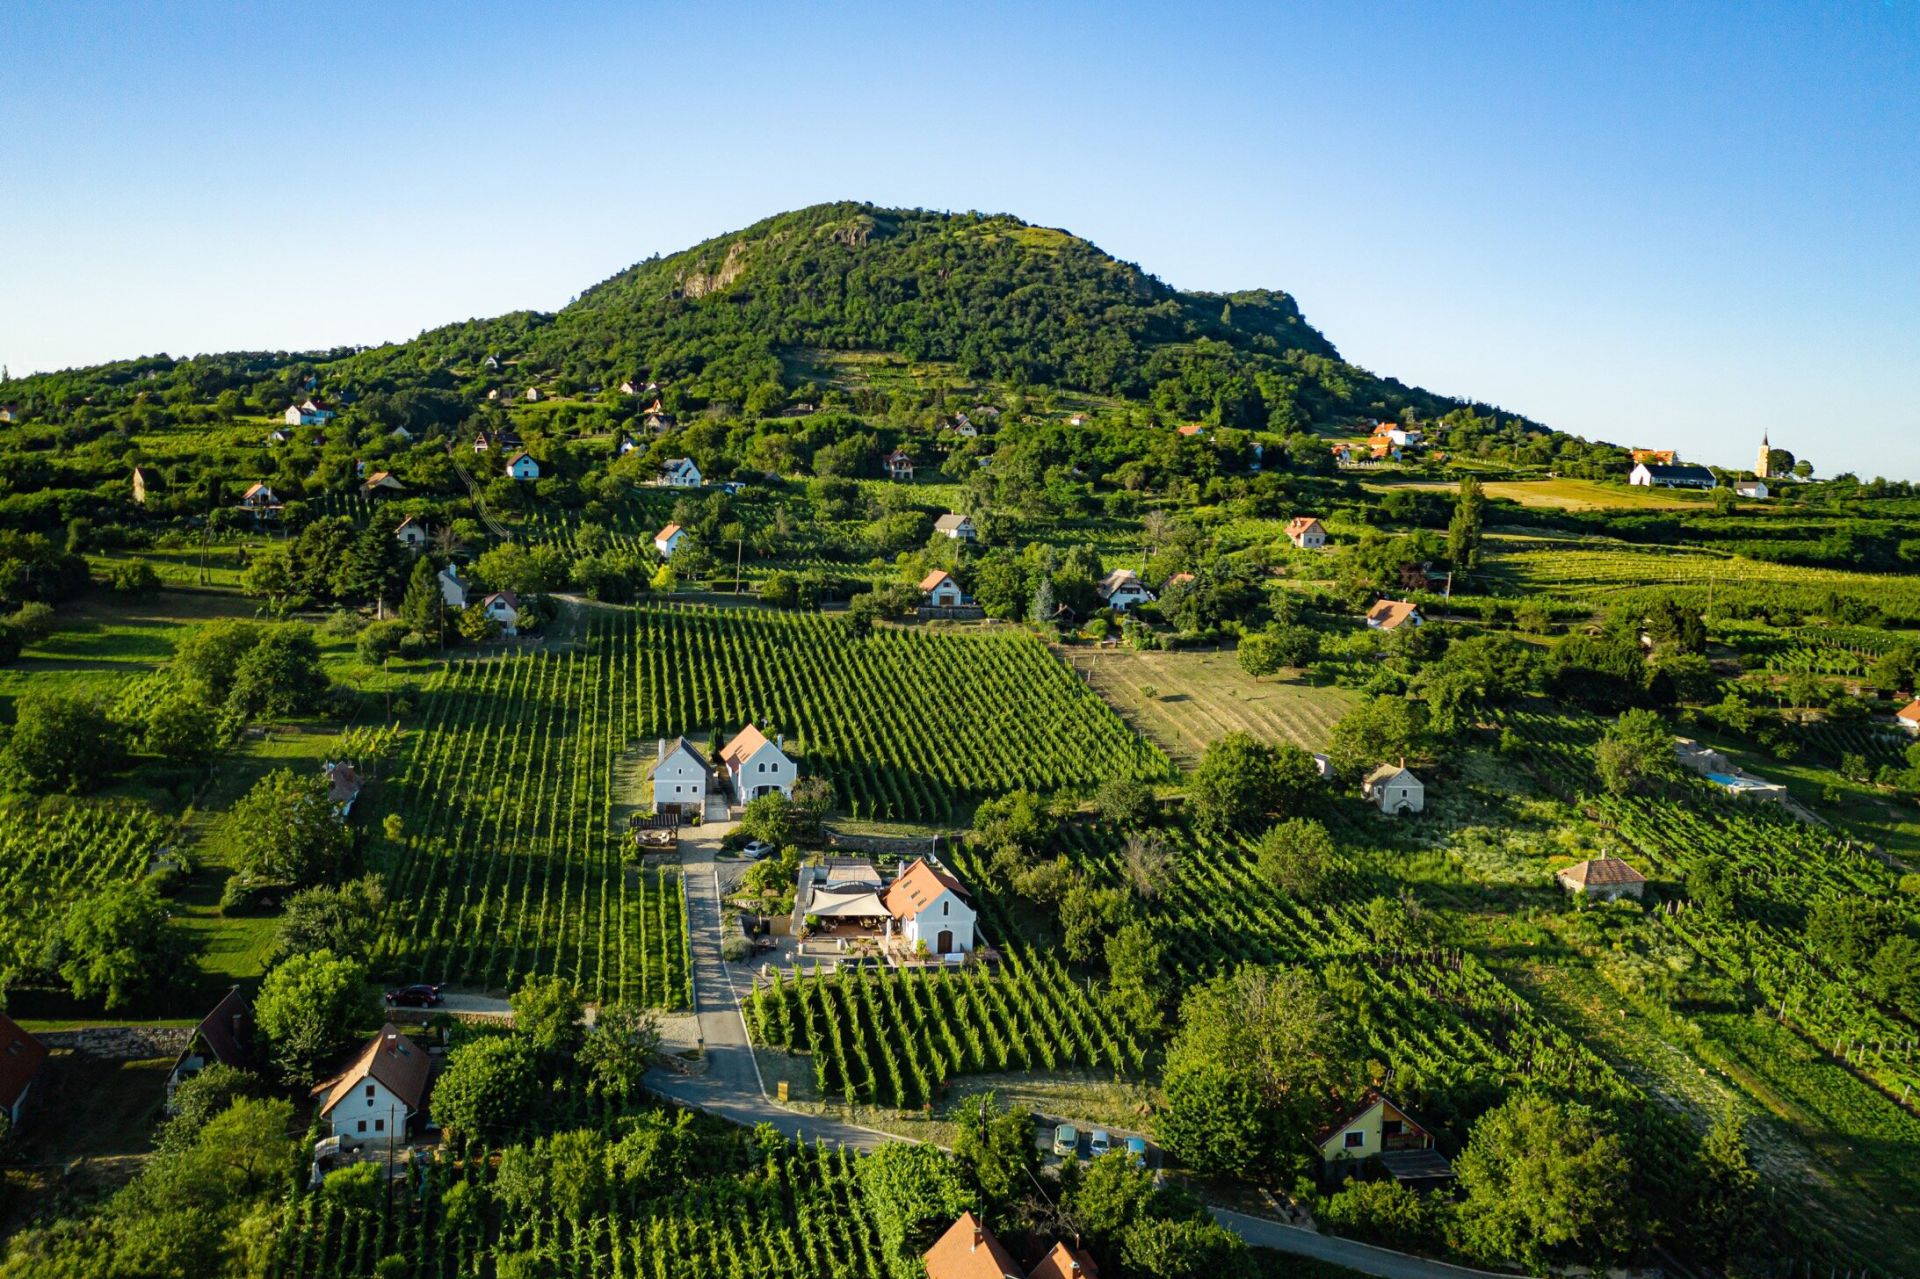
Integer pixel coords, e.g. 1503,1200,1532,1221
313,1024,430,1115
1366,599,1420,629
1897,699,1920,725
1286,516,1325,537
328,761,362,806
920,569,956,593
1097,569,1146,599
482,590,519,611
655,522,683,542
923,1212,1023,1279
394,515,421,531
1175,423,1206,436
719,724,787,772
506,451,535,467
0,1012,48,1112
1027,1242,1100,1279
242,482,275,500
885,858,969,922
645,736,713,780
1364,763,1419,788
1311,1091,1429,1148
934,513,972,532
1558,856,1647,888
187,986,254,1069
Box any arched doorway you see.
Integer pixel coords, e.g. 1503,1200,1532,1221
936,929,954,955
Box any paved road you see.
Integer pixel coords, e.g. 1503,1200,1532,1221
643,821,898,1151
642,824,1511,1277
1210,1209,1527,1279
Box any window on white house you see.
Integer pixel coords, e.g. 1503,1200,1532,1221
365,1084,375,1100
374,1119,385,1132
1343,1131,1365,1149
942,901,949,916
358,1120,368,1133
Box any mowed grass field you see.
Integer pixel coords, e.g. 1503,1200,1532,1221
1070,646,1356,768
1369,477,1707,510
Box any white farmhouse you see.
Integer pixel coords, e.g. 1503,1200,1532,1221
884,858,976,956
648,737,715,818
284,398,335,427
657,457,702,488
1629,462,1716,489
505,452,540,481
654,522,685,559
311,1024,429,1143
920,569,966,608
1735,480,1769,499
717,724,797,802
1286,517,1328,549
481,590,519,636
1363,763,1425,815
1899,699,1920,735
393,516,429,549
438,565,468,609
933,513,977,541
1096,569,1156,612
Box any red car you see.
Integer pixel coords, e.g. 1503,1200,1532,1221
383,983,444,1008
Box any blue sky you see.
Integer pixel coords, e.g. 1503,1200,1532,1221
3,1,1916,479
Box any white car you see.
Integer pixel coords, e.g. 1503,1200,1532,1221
742,840,774,859
1089,1129,1112,1159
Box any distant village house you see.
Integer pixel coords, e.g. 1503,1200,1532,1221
1557,856,1647,901
1286,516,1328,549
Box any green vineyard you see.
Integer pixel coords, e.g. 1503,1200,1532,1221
0,800,167,981
629,605,1173,822
370,625,690,1005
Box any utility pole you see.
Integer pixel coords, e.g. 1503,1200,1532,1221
735,536,744,595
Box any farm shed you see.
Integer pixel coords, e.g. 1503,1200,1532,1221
1363,764,1424,814
1557,856,1647,901
168,987,255,1107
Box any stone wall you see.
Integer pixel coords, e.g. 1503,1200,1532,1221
38,1026,195,1061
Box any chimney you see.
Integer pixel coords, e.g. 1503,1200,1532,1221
776,732,784,751
658,738,667,761
971,1224,983,1252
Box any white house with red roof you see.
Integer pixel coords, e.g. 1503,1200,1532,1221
919,569,965,608
1897,699,1920,735
1286,517,1328,549
883,449,915,481
885,857,975,955
717,724,796,803
481,591,519,635
654,523,685,559
312,1024,430,1143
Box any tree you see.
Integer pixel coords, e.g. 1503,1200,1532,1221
510,973,585,1059
857,1141,972,1261
268,874,387,965
226,768,352,886
1594,708,1683,796
1454,1094,1634,1268
110,559,162,596
255,949,368,1080
173,620,265,699
1254,817,1334,900
1687,1105,1760,1268
951,1090,1038,1213
577,1003,662,1101
226,626,330,721
1326,696,1427,779
56,881,188,1009
1446,476,1485,569
432,1035,538,1140
1189,733,1321,836
399,554,443,641
1,690,125,793
142,682,222,763
1119,829,1175,899
739,791,799,848
1104,920,1166,1036
1059,878,1128,963
1067,1148,1157,1254
157,1064,263,1152
1160,966,1358,1178
1120,1216,1254,1279
1095,775,1156,829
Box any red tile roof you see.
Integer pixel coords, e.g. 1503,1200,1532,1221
313,1024,431,1115
924,1213,1023,1279
0,1012,47,1113
920,569,955,593
885,858,969,922
1558,856,1646,888
1898,699,1920,725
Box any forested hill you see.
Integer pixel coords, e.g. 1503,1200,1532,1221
3,201,1559,443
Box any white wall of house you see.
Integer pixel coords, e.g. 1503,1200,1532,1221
925,579,965,607
508,457,540,480
483,599,518,635
1105,584,1154,611
324,1077,408,1143
728,739,797,801
652,743,709,812
438,569,467,609
901,890,976,954
655,530,684,558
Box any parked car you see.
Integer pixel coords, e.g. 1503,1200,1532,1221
384,983,443,1008
742,840,774,859
1089,1129,1111,1159
1124,1136,1148,1167
1053,1124,1079,1158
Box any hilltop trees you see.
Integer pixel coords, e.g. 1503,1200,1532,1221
1189,733,1321,836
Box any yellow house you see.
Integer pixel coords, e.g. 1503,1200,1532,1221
1314,1093,1454,1185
